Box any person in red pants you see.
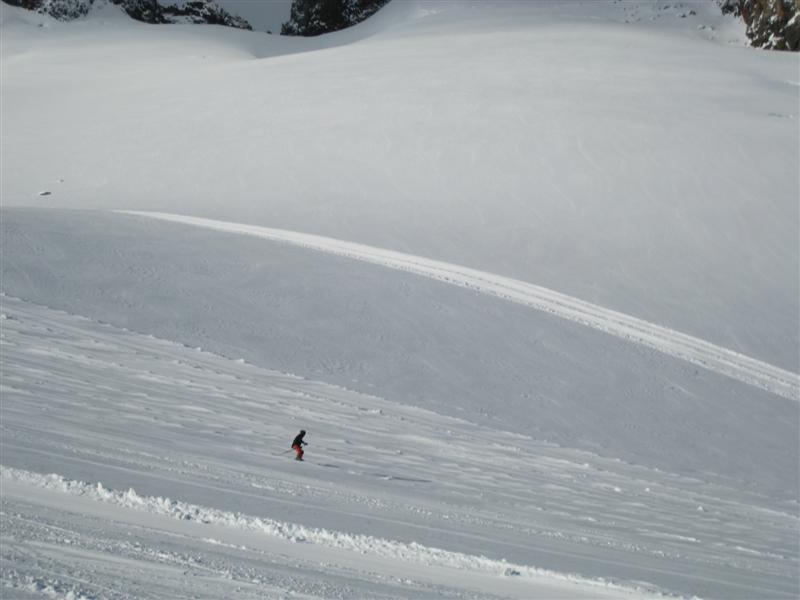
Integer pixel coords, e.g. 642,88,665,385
292,429,307,461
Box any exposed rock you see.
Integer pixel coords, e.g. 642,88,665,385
115,0,167,24
6,0,93,20
281,0,389,36
161,0,251,29
2,0,252,30
721,0,800,50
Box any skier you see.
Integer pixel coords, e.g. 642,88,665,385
291,429,307,461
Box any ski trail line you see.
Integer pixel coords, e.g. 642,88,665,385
120,211,799,402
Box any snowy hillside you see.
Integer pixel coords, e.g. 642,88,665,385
2,295,797,598
1,1,799,598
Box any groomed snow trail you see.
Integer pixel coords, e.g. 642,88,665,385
122,212,799,402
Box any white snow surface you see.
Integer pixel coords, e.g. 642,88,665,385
0,465,655,598
1,295,797,599
2,1,799,598
2,0,797,371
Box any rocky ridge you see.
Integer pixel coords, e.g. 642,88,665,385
720,0,799,50
3,0,252,29
280,0,390,36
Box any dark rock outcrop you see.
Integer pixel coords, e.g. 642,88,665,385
721,0,800,50
3,0,252,30
161,0,251,29
281,0,389,36
5,0,93,20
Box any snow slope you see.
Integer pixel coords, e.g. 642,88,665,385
2,1,799,598
2,0,797,370
2,295,797,599
4,207,798,501
121,210,800,401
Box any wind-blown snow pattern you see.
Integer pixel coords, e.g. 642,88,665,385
2,0,799,598
122,211,800,402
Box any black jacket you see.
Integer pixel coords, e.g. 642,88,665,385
292,433,306,447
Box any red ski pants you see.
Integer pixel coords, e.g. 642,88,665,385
292,444,304,460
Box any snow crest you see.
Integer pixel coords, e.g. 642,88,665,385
0,466,666,597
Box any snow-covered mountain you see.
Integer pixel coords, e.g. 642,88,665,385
1,1,798,598
8,0,800,47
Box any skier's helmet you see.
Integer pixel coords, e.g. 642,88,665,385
300,430,306,435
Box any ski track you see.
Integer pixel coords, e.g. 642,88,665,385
121,211,799,402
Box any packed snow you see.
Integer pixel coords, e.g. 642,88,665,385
1,0,798,598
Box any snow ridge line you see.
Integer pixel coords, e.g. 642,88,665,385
0,466,666,597
120,211,799,401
